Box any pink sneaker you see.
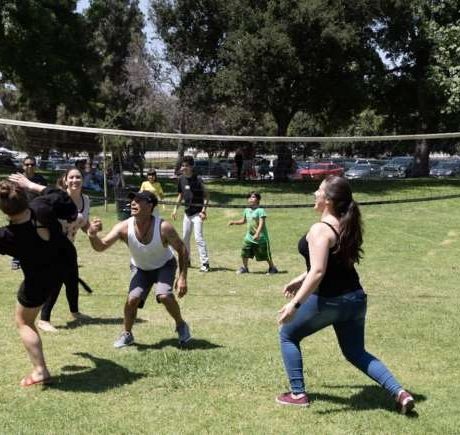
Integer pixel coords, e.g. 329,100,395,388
396,390,415,414
276,392,310,407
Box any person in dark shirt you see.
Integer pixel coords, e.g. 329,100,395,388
276,176,415,414
0,177,77,386
22,156,47,198
11,156,48,270
172,156,210,272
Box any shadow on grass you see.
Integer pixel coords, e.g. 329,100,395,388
46,352,145,393
248,270,288,275
59,317,147,330
134,338,223,352
311,384,426,417
208,266,241,272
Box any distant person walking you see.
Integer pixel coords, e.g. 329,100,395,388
11,156,47,271
87,191,191,348
276,176,415,414
172,156,210,272
228,191,278,274
0,178,77,386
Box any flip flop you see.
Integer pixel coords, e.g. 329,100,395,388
20,375,52,387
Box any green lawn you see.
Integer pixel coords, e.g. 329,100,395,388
0,179,459,434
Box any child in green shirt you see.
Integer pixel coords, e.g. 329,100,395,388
228,191,278,274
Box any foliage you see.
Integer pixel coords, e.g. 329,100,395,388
0,0,96,122
153,0,382,136
375,0,460,173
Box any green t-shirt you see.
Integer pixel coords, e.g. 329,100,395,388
244,207,269,243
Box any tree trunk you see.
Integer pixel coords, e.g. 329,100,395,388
273,116,293,181
413,138,429,177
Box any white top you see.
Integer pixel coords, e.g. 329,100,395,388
127,216,174,270
60,194,90,243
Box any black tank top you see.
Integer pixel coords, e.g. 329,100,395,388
297,221,362,297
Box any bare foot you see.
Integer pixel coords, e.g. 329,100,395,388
37,320,58,332
20,371,52,387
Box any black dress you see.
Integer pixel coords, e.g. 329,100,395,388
0,187,78,308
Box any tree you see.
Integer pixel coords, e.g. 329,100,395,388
0,1,95,122
376,0,460,175
84,0,166,176
153,0,382,178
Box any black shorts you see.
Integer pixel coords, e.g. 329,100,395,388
17,277,63,308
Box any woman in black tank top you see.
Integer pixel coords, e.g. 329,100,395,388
275,176,415,414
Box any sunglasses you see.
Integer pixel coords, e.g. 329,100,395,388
24,163,36,167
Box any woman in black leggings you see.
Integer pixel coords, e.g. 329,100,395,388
0,178,77,386
37,168,91,332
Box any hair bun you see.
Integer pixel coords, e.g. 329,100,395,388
0,183,11,198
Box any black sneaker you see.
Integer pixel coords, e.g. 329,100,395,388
267,266,279,275
236,266,249,274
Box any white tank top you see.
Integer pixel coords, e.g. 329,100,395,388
127,216,174,270
60,194,90,243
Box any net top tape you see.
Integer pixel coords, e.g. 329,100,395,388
2,118,460,143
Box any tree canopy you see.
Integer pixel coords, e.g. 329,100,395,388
1,0,460,175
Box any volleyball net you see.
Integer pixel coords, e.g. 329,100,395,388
1,117,460,210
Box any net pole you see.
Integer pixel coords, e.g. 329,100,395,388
102,135,108,211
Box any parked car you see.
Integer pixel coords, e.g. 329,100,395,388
288,161,313,181
54,159,77,171
326,158,357,171
218,159,237,178
193,160,227,178
429,160,460,177
354,158,387,166
296,162,344,180
0,155,18,172
345,163,383,179
381,156,414,178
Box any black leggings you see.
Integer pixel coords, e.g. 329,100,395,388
40,261,79,321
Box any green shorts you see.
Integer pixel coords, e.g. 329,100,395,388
241,239,272,262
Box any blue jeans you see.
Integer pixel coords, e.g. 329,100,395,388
279,289,402,396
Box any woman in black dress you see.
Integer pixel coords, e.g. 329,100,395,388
0,178,77,386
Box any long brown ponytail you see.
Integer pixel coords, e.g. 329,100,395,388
323,176,363,266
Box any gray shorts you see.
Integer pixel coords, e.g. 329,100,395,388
128,258,177,308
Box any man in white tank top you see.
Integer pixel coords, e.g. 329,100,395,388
87,191,191,348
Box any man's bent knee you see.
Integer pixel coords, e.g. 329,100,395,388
127,295,142,308
156,293,174,304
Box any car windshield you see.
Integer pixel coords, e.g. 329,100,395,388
390,158,412,165
311,163,331,169
437,162,459,169
351,165,369,170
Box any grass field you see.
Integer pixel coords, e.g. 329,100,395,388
0,178,459,434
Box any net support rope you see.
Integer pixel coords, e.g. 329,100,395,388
102,194,460,209
2,117,460,142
